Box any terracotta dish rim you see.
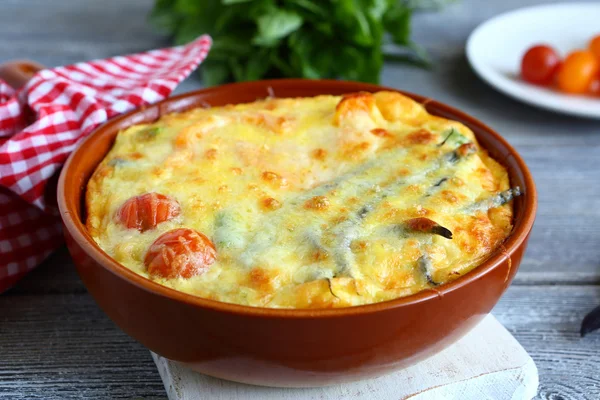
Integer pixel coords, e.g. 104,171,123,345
57,79,537,319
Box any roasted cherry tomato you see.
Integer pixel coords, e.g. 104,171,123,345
557,50,599,94
144,228,216,279
520,45,561,85
589,35,600,61
117,193,180,232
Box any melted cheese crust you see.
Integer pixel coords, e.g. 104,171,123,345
87,91,514,309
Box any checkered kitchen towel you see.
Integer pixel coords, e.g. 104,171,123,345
0,35,211,293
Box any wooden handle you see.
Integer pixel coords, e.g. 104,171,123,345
0,60,45,89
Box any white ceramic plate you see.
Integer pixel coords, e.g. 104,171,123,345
466,2,600,119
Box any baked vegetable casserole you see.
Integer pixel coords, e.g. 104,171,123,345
86,91,519,308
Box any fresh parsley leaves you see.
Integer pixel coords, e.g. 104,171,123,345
150,0,452,85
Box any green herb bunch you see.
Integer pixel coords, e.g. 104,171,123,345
151,0,450,85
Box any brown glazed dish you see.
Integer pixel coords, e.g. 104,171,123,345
57,79,537,387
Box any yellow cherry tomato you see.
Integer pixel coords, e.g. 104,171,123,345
557,50,599,94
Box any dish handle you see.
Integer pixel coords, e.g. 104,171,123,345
0,60,45,89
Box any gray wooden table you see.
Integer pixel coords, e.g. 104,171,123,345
1,0,599,398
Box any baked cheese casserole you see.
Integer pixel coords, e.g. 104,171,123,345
87,91,519,308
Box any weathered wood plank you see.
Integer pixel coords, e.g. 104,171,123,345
1,286,599,399
0,0,165,68
0,293,165,399
495,286,600,400
6,248,85,295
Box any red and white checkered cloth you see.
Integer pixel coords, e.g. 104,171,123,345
0,35,211,293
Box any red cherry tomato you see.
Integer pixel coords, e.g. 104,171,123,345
521,45,562,85
557,50,599,94
589,35,600,61
117,193,180,232
144,228,216,279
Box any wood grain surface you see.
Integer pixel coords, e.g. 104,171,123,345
1,0,599,399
